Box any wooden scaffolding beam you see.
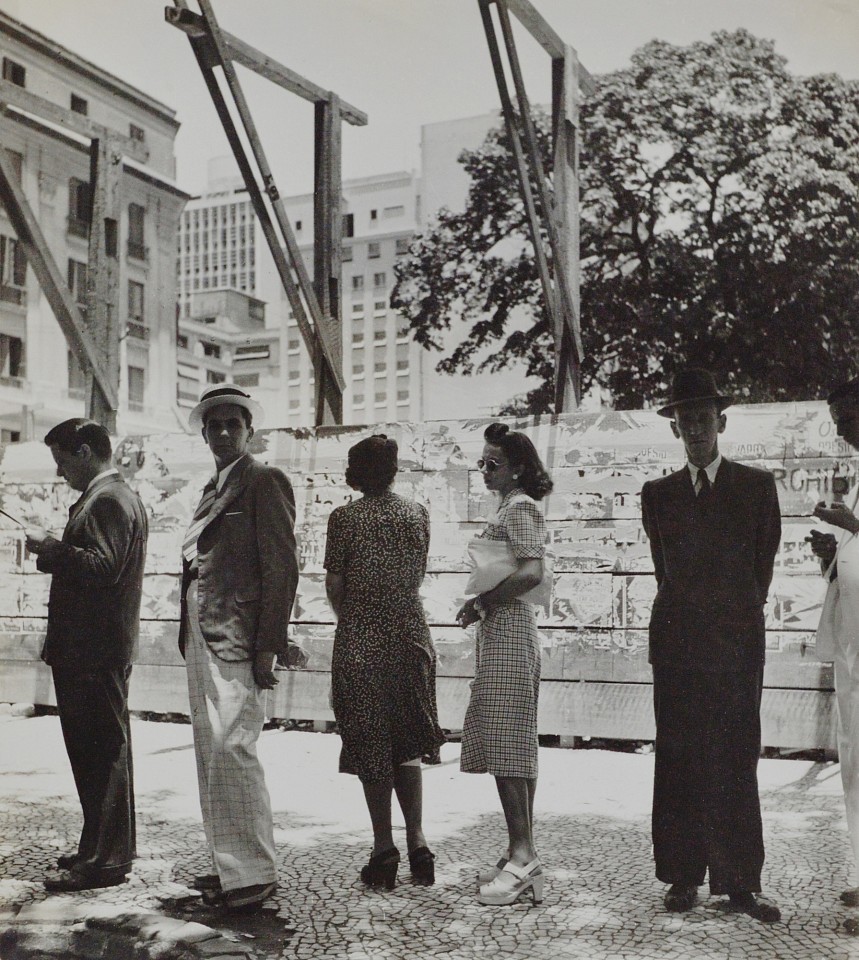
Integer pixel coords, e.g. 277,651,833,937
166,0,363,426
478,0,590,411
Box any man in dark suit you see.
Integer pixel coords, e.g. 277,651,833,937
26,419,148,892
641,369,782,922
180,385,299,912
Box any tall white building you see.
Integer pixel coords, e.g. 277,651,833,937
176,164,424,428
0,10,188,441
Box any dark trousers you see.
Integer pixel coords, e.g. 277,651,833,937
52,662,135,877
652,663,765,894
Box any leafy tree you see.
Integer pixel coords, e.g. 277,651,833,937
391,29,859,411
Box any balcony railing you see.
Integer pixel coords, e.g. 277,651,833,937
127,240,149,262
126,321,149,341
67,216,90,239
0,285,25,306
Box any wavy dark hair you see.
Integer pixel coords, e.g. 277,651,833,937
345,434,398,495
484,422,553,501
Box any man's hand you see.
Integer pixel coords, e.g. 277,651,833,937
456,597,481,629
24,529,57,556
805,528,837,567
252,652,278,690
812,501,859,534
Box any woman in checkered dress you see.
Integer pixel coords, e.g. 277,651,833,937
457,422,553,905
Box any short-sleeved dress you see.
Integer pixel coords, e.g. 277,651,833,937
460,488,546,779
324,491,446,783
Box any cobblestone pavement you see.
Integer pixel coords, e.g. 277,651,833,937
1,713,858,960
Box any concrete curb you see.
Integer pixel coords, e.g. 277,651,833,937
0,900,254,960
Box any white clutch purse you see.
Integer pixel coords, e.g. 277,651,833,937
464,538,554,609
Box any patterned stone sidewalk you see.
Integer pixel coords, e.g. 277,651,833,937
0,713,857,960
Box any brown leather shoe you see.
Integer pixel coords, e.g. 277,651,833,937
729,891,781,922
664,883,697,912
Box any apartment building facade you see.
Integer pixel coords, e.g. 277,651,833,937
0,11,188,442
176,165,424,429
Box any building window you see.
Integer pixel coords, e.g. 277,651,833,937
374,362,386,373
128,365,145,411
233,373,259,388
67,351,86,397
370,209,377,221
353,394,364,406
342,246,353,262
289,399,300,411
397,390,409,402
127,203,147,260
177,334,189,349
351,275,364,292
342,213,354,238
68,178,91,237
0,235,26,305
352,303,364,315
384,205,405,219
288,369,300,381
0,334,24,381
373,272,386,289
207,370,226,384
295,220,302,232
202,342,221,359
2,58,25,87
129,124,145,142
352,365,364,375
396,359,409,371
288,339,300,351
368,242,381,259
374,300,387,313
375,391,386,403
67,259,88,315
128,280,144,322
352,332,364,344
70,94,88,115
374,330,386,342
234,344,271,360
395,238,410,255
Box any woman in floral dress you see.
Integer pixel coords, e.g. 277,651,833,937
325,435,445,889
457,422,553,906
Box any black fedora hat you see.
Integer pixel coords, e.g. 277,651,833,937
657,368,732,418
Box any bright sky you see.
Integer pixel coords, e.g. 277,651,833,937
2,0,857,197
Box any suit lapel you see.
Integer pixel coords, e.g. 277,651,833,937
200,454,253,532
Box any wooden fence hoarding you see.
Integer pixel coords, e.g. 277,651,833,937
0,403,851,748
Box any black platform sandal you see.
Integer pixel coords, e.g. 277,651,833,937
408,846,435,885
360,847,400,890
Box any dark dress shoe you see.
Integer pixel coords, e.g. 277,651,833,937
842,887,859,906
205,881,277,912
192,873,221,892
408,846,435,885
56,852,80,870
664,883,697,912
729,891,781,922
44,868,127,893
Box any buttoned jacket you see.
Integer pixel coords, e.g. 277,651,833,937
641,458,781,672
39,473,148,668
178,453,299,662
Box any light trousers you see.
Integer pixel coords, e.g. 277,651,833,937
185,582,277,891
835,634,859,880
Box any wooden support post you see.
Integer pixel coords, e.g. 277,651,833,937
0,136,118,412
313,95,343,427
85,137,122,431
188,0,345,424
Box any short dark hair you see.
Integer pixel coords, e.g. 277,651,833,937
44,419,112,461
484,422,553,501
345,434,398,495
202,405,252,429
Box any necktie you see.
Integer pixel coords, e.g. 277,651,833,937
696,469,712,499
182,481,217,562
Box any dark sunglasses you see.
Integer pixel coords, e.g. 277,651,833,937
477,457,507,472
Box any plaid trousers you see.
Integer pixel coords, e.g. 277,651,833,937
184,582,277,891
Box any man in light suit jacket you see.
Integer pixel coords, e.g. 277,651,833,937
641,369,782,922
180,384,299,912
809,376,859,909
26,419,147,892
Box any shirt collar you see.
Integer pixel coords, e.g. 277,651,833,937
687,453,722,486
214,456,243,492
86,467,119,491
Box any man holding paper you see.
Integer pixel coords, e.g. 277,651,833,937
809,376,859,908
